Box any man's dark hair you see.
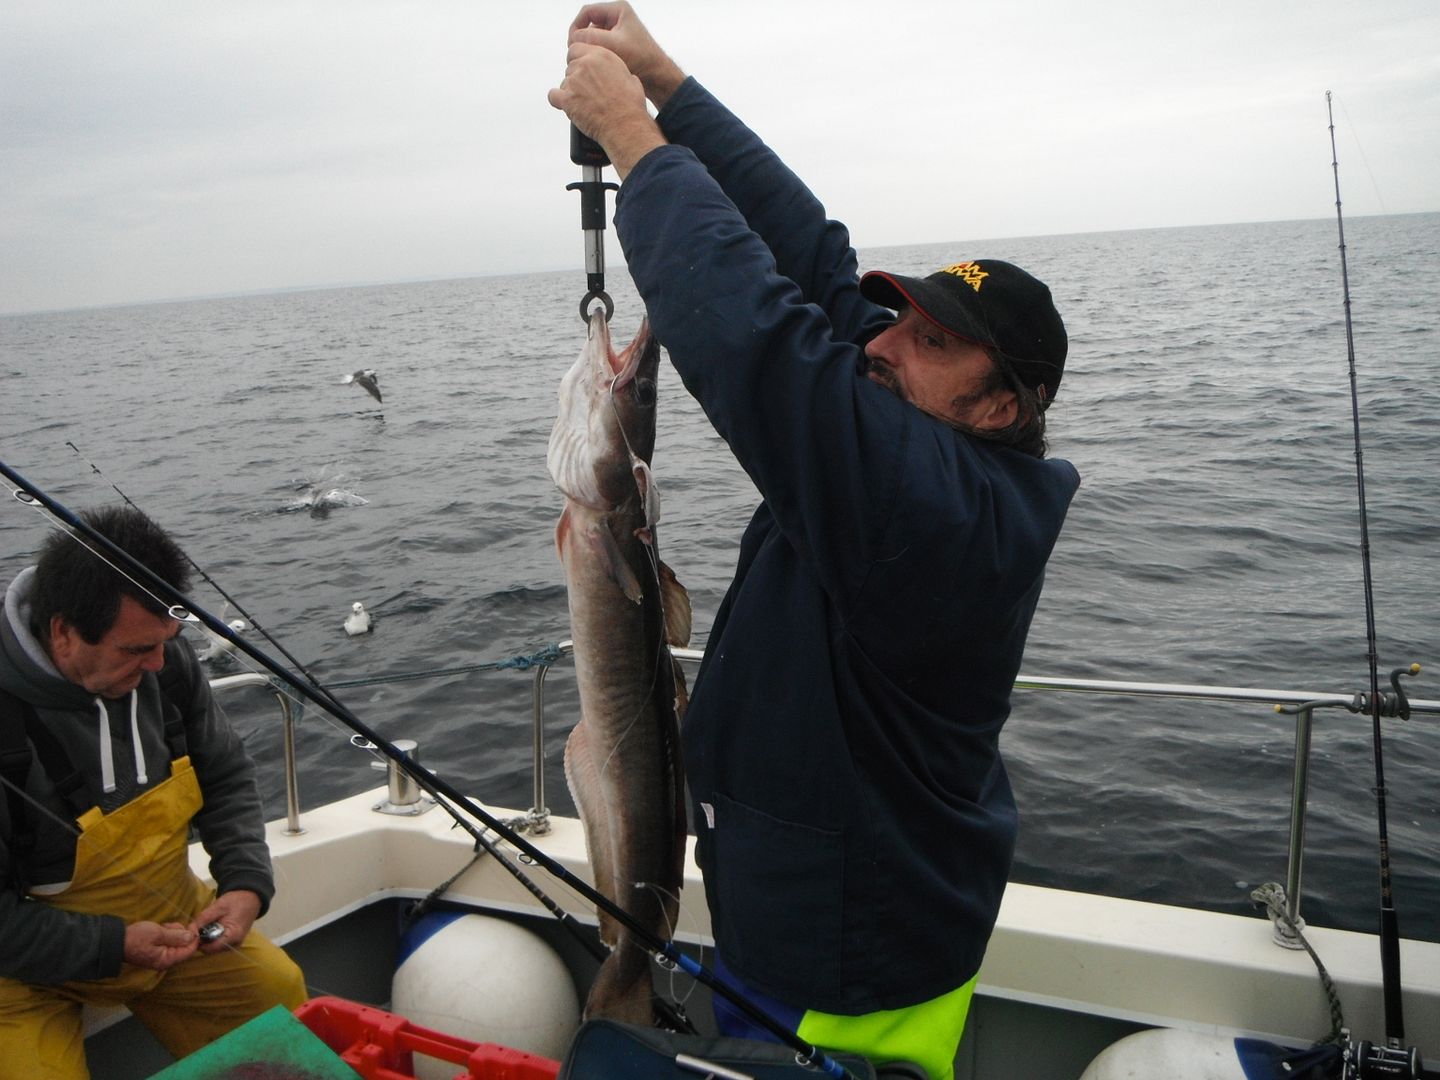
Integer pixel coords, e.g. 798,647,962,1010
29,505,191,644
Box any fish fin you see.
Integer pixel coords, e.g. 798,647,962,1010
592,524,645,604
558,504,644,603
657,561,692,648
671,657,689,723
564,721,621,949
554,504,573,564
632,458,661,529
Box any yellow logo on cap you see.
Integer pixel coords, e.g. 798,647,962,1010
939,262,988,292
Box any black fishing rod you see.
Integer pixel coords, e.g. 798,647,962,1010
17,455,693,1034
1326,91,1424,1080
0,459,857,1080
63,440,341,712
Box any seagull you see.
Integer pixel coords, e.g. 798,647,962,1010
343,369,382,404
197,618,250,662
344,602,373,636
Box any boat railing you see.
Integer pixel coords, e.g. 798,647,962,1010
209,672,302,834
211,646,1437,949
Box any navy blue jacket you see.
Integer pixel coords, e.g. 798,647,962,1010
615,78,1080,1013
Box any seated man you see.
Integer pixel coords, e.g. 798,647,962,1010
0,505,306,1078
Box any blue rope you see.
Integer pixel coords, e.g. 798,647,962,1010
282,642,567,723
322,642,567,688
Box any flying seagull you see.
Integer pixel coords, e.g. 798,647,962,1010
344,601,373,636
343,369,382,403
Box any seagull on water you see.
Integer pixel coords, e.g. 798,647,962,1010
343,369,382,404
344,602,373,636
198,618,250,662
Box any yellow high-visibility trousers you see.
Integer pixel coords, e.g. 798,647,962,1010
0,757,306,1079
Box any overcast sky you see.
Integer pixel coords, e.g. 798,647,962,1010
3,1,1436,315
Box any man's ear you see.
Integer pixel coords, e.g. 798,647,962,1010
48,614,80,665
974,388,1018,431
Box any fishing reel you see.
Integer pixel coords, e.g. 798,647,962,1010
1341,1034,1424,1079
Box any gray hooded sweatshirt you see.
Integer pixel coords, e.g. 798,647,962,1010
0,567,274,985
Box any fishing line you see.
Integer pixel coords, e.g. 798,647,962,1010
1326,89,1411,1060
49,449,474,832
59,443,378,753
637,879,705,1012
63,441,326,693
586,372,683,786
1330,95,1388,216
12,482,350,752
6,464,856,1068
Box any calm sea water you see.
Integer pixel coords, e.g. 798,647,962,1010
3,213,1437,946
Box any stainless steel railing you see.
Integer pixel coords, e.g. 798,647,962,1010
524,652,1438,939
215,650,1437,943
208,672,303,835
1013,671,1438,936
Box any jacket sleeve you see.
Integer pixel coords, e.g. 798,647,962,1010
168,640,276,915
0,787,128,984
616,144,932,621
655,78,890,349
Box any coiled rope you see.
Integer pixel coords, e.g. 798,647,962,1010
1250,882,1346,1045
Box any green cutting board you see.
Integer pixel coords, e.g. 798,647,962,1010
148,1005,362,1079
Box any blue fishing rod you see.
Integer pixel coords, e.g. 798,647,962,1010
1326,91,1425,1080
0,458,859,1080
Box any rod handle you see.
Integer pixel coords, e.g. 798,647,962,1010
570,124,610,167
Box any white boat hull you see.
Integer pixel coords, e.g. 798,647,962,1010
82,787,1440,1078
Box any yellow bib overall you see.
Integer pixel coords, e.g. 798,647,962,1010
0,756,307,1079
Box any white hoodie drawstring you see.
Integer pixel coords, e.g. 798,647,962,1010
96,698,116,794
95,691,148,792
129,690,147,785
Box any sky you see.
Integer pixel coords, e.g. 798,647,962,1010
2,1,1437,316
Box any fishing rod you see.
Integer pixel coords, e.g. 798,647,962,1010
13,456,694,1033
1326,91,1424,1080
63,440,339,709
0,459,858,1080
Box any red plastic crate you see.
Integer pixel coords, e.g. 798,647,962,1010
295,995,561,1080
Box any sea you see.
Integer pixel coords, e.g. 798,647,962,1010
3,212,1437,949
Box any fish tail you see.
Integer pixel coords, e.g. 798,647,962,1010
585,942,656,1026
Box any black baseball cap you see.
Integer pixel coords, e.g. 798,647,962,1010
860,260,1067,408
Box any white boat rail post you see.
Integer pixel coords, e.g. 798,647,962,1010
209,672,303,835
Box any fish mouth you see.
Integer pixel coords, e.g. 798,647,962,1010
593,316,654,392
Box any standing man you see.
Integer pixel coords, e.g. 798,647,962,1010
549,6,1080,1078
0,505,307,1078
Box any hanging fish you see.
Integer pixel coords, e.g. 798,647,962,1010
547,310,690,1025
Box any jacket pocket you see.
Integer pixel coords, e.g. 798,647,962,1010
711,792,843,1001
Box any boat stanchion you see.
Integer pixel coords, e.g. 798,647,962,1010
366,738,436,816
